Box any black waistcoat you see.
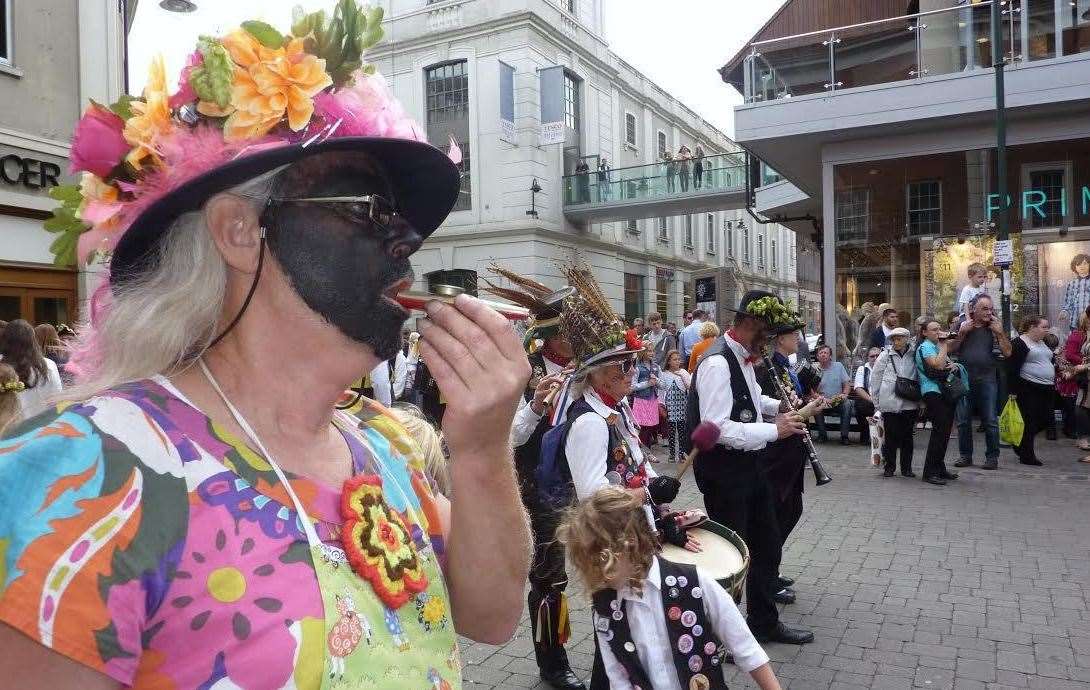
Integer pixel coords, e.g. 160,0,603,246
592,559,729,690
687,340,758,493
515,353,553,482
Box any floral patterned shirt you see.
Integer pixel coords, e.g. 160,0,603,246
0,378,452,688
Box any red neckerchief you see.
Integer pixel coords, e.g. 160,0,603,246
726,329,761,365
541,346,572,368
593,387,620,409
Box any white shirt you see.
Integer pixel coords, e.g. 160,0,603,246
596,557,770,689
565,387,657,500
695,334,781,451
15,358,63,419
511,357,565,447
853,363,872,391
958,284,986,312
368,352,407,408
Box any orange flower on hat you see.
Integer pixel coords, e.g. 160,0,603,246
123,55,175,170
340,473,429,609
216,29,332,142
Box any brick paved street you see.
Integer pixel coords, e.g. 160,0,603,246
460,431,1090,689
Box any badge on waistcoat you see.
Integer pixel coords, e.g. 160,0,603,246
739,408,754,423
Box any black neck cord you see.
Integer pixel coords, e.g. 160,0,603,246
206,229,267,351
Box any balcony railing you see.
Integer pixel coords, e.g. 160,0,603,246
743,1,1090,103
563,153,744,206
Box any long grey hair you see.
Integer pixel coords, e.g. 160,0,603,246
61,171,280,402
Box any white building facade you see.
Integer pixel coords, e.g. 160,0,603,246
373,0,800,325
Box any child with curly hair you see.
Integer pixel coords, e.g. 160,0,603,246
558,487,781,690
0,363,25,436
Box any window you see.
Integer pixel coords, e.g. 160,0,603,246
425,61,471,211
835,187,869,241
906,180,941,236
771,238,778,273
682,281,693,314
655,277,668,317
0,0,10,64
757,234,766,269
564,72,580,131
627,219,639,235
1029,168,1066,228
624,112,637,147
563,0,576,13
790,241,796,266
658,218,669,243
742,225,750,264
624,273,644,324
705,214,716,254
725,219,734,257
657,131,667,159
684,216,694,248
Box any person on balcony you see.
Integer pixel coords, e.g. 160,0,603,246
693,145,705,189
663,151,677,193
677,145,692,192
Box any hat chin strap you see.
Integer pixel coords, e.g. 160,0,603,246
206,227,267,351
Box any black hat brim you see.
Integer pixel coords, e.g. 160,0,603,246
110,137,459,284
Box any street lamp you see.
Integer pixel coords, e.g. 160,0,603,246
159,0,197,12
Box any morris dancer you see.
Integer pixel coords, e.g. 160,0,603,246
689,291,815,645
754,305,826,606
0,6,531,687
484,266,583,690
558,487,783,690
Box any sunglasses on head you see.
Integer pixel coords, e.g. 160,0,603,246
272,194,399,229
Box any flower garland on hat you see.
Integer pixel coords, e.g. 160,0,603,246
45,0,424,268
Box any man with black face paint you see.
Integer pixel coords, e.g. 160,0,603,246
0,20,534,684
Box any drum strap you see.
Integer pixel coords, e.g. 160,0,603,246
591,559,728,690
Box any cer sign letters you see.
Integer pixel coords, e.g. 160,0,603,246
0,154,62,190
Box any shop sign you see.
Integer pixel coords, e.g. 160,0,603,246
986,186,1090,222
0,153,62,190
994,239,1014,266
656,267,675,281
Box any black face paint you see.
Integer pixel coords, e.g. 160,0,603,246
264,153,419,362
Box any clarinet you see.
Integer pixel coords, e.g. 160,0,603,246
760,347,833,487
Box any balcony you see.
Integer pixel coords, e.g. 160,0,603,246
562,153,747,224
726,1,1090,196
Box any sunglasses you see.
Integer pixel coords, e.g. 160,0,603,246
273,194,399,228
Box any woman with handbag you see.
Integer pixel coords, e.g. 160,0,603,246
870,327,920,478
1008,316,1056,466
916,320,966,486
1061,307,1090,460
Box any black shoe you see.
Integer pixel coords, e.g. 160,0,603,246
901,470,917,478
539,665,586,690
774,588,796,605
954,457,973,468
883,466,895,477
1046,428,1058,441
1019,458,1043,466
755,622,815,645
923,476,947,486
777,575,794,589
981,460,998,470
939,470,959,480
840,438,851,446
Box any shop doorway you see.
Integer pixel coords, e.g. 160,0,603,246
0,265,78,326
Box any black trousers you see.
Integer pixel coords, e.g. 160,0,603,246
757,438,806,549
1013,381,1054,463
882,409,919,474
516,467,571,669
701,456,782,635
855,398,875,440
922,392,954,478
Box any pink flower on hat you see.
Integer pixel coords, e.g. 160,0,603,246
69,103,131,178
314,72,426,142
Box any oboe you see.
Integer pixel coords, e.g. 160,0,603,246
760,347,833,486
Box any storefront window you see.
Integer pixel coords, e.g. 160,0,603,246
833,138,1090,356
655,276,669,317
624,272,644,324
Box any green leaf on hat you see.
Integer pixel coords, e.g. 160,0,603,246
48,183,83,205
190,37,233,109
108,94,138,121
241,20,285,49
49,230,79,267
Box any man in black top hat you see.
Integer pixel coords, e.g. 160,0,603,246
688,290,815,645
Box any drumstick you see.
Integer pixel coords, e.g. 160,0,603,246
395,291,530,321
675,421,720,480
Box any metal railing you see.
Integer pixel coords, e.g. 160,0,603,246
744,1,1016,102
562,152,745,206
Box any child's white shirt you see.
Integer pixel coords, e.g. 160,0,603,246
958,284,986,313
596,557,769,690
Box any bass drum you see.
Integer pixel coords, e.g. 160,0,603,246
659,520,749,603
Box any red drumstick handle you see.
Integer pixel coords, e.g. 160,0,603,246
395,291,530,321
